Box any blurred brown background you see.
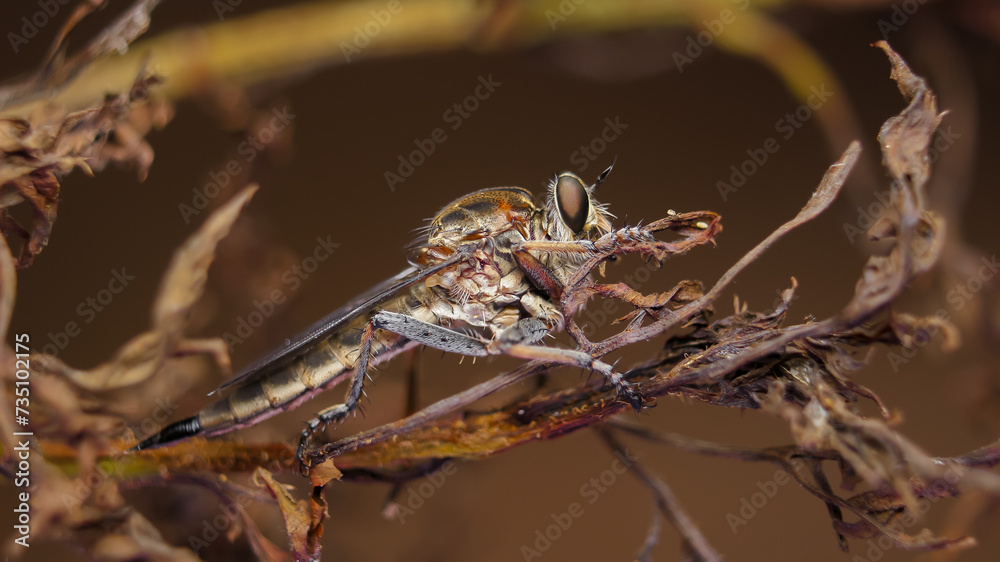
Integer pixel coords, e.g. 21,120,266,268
2,0,999,560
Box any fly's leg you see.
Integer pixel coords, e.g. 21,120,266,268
488,315,640,410
296,321,378,469
517,293,559,397
511,238,597,321
306,321,634,465
511,246,567,301
298,311,639,470
518,222,656,259
514,230,655,291
297,311,494,470
487,338,643,411
510,238,602,301
521,291,564,334
512,239,644,409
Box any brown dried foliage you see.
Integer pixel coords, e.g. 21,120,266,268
0,6,997,561
0,0,168,268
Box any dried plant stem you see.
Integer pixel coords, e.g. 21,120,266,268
1,0,857,155
597,426,723,562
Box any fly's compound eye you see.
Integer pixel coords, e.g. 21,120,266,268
555,173,591,234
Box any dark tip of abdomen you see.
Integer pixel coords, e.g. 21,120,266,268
131,416,202,451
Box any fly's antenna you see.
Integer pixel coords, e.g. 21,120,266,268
594,157,617,190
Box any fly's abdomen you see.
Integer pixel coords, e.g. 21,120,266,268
133,285,439,452
197,350,349,434
136,339,356,450
150,292,432,449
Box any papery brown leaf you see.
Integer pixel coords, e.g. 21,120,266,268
0,72,168,267
874,41,944,194
5,169,60,267
309,458,343,488
153,185,258,331
256,468,322,561
840,43,945,321
891,311,962,353
40,185,257,391
0,0,163,112
90,510,202,562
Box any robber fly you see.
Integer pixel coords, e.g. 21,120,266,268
135,164,640,466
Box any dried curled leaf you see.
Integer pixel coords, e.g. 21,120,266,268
37,185,257,391
0,186,262,560
256,468,326,561
0,0,163,112
840,42,946,321
0,72,169,267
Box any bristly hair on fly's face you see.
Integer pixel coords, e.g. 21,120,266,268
545,162,616,244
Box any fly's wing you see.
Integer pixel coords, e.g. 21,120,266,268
209,249,469,395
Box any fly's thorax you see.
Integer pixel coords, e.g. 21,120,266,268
425,187,539,248
421,232,532,328
413,186,541,324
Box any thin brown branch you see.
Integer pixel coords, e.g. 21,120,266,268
597,427,723,562
0,0,163,111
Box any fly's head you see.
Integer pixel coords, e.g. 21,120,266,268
544,164,615,245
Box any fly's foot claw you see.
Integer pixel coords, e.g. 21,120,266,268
296,403,355,475
296,432,315,475
599,365,643,412
615,380,644,412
